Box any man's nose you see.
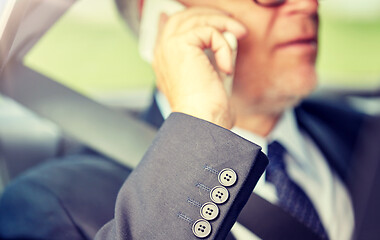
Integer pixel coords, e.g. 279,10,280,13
283,0,318,16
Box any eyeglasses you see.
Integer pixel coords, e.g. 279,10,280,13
254,0,286,7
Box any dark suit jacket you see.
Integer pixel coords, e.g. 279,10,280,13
0,96,366,239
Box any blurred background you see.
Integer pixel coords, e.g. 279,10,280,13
22,0,380,99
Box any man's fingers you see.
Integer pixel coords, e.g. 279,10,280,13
157,7,244,77
152,7,237,129
188,27,234,74
165,7,247,39
176,14,247,39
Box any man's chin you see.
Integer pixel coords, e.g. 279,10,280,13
235,94,303,116
277,65,318,97
253,83,316,115
232,65,317,115
262,96,304,114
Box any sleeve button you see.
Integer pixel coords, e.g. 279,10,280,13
200,202,219,221
218,168,237,187
192,219,212,238
210,186,229,204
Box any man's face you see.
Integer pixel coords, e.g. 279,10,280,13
178,0,319,113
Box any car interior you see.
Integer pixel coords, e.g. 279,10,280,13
0,0,380,238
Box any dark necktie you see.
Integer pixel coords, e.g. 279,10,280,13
266,141,328,239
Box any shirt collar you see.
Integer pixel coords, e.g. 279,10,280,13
269,110,309,166
156,90,172,120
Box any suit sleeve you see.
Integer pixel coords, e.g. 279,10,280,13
96,113,268,239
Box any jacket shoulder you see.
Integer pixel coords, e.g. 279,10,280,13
0,154,131,239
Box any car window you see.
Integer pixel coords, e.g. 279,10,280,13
24,0,154,98
317,0,380,88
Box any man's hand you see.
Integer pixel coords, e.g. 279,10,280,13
153,8,247,129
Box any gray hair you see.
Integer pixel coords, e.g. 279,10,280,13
115,0,140,36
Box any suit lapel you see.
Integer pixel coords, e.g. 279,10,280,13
295,99,365,184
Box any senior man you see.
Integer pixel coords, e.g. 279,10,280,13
96,0,361,239
0,0,366,239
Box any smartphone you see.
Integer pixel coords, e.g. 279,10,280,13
139,0,237,95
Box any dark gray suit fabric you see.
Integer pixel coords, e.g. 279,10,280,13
95,112,268,239
0,97,367,240
0,154,132,240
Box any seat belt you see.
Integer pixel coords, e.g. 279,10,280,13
1,62,157,169
237,193,321,240
0,0,157,169
0,1,322,239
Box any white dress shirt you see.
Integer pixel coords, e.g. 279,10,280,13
156,91,354,240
